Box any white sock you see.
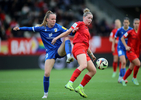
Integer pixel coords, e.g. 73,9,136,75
118,76,122,81
69,81,73,83
79,84,83,88
44,92,48,96
67,54,71,58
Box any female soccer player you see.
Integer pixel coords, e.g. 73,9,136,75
109,19,121,77
51,8,96,98
13,10,77,99
112,17,132,83
121,18,140,86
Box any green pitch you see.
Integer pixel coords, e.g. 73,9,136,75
0,67,141,100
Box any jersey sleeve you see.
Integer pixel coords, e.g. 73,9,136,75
19,27,33,31
110,32,113,37
115,29,119,38
71,22,79,29
32,26,42,32
124,31,130,38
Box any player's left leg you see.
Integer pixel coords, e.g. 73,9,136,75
42,59,55,98
132,58,140,85
75,60,96,98
58,37,74,63
112,55,118,78
122,58,140,86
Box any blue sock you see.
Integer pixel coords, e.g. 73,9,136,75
119,68,123,77
43,76,49,93
122,68,126,77
65,40,72,55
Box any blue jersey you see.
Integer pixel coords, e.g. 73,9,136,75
115,26,132,50
20,23,72,52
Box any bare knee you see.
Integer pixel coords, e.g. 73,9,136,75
91,69,96,77
136,63,140,67
122,61,126,66
78,64,87,71
44,71,50,77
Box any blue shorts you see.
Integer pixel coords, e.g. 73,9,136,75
45,48,65,61
117,47,127,58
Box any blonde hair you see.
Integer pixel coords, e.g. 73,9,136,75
83,8,92,17
39,10,56,27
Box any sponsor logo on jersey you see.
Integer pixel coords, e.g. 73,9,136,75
54,28,57,32
49,33,53,37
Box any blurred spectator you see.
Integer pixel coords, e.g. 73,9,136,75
0,0,112,40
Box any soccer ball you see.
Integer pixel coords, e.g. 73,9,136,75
96,58,108,70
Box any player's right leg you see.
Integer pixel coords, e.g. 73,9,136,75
75,56,96,98
58,37,74,63
118,55,126,83
65,54,87,92
42,59,55,99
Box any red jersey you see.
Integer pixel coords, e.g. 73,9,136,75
124,29,140,53
110,28,119,42
71,21,91,47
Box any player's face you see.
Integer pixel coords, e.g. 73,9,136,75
47,14,56,27
83,14,93,26
115,20,121,28
133,20,139,30
123,20,130,28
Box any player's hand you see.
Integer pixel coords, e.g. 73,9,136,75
115,40,118,43
111,46,115,53
51,37,57,45
72,27,79,33
126,46,131,51
91,54,96,62
13,27,20,31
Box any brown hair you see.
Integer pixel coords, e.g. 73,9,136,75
39,10,56,27
83,8,92,17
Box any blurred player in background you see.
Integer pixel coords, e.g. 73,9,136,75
109,19,121,78
121,18,140,86
13,10,77,99
52,8,96,98
112,17,132,83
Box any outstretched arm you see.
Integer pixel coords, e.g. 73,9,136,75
13,26,33,31
51,27,78,45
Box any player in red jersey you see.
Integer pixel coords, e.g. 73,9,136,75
109,19,121,77
121,18,140,86
51,8,96,98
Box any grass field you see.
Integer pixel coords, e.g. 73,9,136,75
0,67,141,100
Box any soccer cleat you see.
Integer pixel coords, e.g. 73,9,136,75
66,56,74,63
112,72,116,78
65,82,74,91
42,95,47,99
121,79,127,86
118,77,128,84
132,78,139,85
75,86,87,98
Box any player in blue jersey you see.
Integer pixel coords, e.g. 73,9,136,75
13,10,78,99
112,17,132,83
